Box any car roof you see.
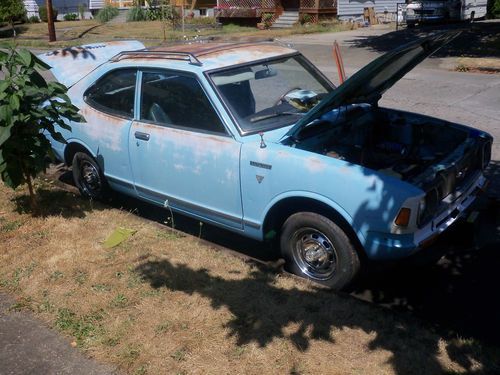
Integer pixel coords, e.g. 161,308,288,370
115,42,298,70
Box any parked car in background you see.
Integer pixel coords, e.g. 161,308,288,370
39,33,492,290
405,0,487,26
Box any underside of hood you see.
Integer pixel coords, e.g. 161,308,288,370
38,40,145,88
285,31,460,140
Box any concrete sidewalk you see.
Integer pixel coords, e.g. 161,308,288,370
0,293,117,375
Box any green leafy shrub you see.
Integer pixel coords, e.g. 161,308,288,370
126,6,146,22
0,48,84,210
78,3,86,19
489,0,500,17
63,13,78,21
28,15,40,23
39,5,58,22
0,0,25,36
300,13,312,24
95,5,119,23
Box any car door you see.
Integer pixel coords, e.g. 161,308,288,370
80,68,137,188
128,69,243,229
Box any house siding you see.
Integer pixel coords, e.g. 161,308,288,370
24,0,97,17
89,0,105,10
338,0,399,18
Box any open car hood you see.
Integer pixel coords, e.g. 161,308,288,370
285,31,460,140
38,40,145,88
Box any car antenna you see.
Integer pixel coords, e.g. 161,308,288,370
259,132,267,149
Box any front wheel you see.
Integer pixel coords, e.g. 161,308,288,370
280,212,360,290
72,152,109,200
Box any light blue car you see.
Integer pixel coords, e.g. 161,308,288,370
40,33,492,290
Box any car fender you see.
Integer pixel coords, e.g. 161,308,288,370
259,190,367,245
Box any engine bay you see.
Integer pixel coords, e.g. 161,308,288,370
291,105,472,184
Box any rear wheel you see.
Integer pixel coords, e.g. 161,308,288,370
72,152,109,200
280,212,360,290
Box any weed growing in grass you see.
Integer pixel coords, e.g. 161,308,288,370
33,230,49,239
92,283,112,292
1,263,37,289
119,344,141,366
133,364,148,375
140,289,161,298
111,293,129,308
102,336,120,347
9,296,33,312
74,270,88,285
49,270,64,281
156,229,183,240
127,268,144,289
231,346,246,359
154,321,171,335
1,219,22,232
55,307,104,346
171,346,188,361
38,297,55,313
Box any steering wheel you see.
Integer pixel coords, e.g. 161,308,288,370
274,87,302,107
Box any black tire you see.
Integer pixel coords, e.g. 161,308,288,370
72,152,109,200
280,212,360,290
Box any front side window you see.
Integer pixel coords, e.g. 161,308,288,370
209,55,334,134
85,69,137,118
140,71,226,134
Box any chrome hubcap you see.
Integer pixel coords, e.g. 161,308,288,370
80,161,101,195
292,228,337,281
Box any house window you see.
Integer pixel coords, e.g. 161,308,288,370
199,8,207,16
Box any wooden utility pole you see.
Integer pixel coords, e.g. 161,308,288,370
46,0,56,42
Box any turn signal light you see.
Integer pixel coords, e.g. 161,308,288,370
395,208,411,227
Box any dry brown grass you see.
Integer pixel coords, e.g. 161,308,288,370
1,179,498,375
1,19,353,49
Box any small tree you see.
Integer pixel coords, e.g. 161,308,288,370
0,47,84,211
0,0,26,37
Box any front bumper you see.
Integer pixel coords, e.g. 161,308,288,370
364,173,487,260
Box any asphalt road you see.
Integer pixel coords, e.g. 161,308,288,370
282,23,500,162
0,294,117,375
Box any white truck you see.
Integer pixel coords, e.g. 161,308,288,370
405,0,487,26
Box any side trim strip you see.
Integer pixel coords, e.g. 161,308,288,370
135,186,243,225
243,220,261,229
107,176,134,190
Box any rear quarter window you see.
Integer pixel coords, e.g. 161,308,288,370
84,69,137,118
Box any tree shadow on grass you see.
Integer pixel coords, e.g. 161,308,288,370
346,21,500,59
135,257,499,374
351,160,500,347
12,187,106,219
0,24,29,39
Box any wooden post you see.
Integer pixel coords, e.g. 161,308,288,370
46,0,56,42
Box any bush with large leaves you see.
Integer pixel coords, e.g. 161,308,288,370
0,47,84,210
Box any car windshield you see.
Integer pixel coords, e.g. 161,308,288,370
209,55,334,134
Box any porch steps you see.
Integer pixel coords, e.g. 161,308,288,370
271,11,300,28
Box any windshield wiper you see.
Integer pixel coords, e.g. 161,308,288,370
250,112,301,123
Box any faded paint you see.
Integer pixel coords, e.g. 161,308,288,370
38,41,145,88
305,157,327,173
43,37,491,267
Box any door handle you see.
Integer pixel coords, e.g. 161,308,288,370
134,131,150,141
